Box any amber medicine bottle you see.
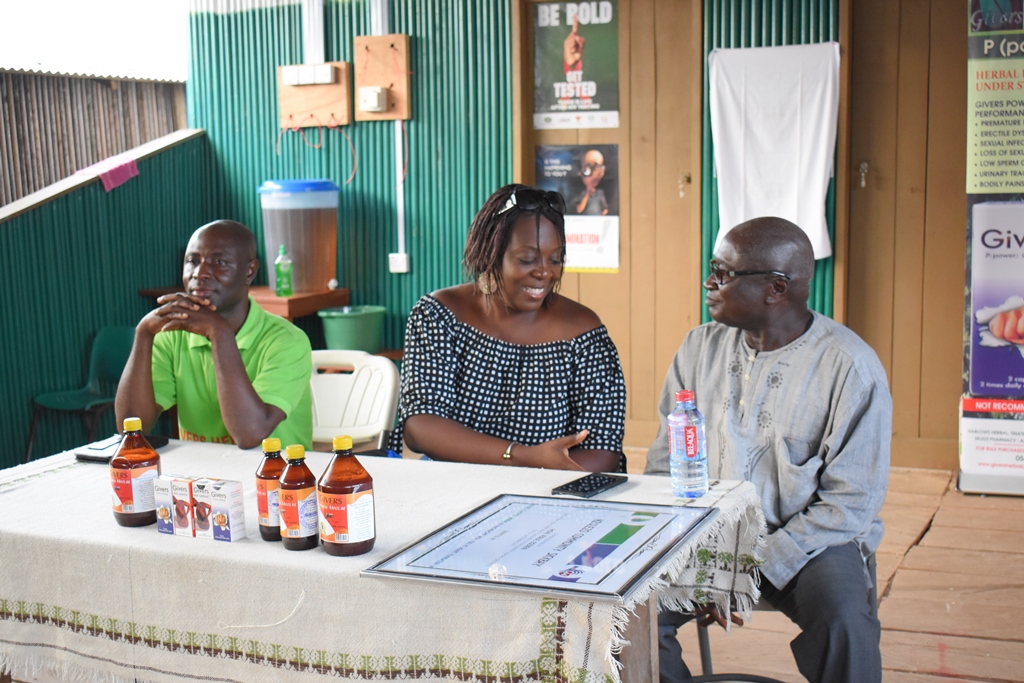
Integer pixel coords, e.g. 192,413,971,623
110,417,161,527
255,437,286,541
318,435,376,556
278,444,319,550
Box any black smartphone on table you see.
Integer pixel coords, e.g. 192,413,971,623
551,473,627,498
74,434,170,463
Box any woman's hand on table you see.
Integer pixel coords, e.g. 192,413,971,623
514,432,589,471
405,415,617,471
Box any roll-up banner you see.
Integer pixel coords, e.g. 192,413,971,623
961,2,1024,494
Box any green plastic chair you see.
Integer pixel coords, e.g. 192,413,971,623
24,326,135,462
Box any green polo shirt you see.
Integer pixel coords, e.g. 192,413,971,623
151,297,313,449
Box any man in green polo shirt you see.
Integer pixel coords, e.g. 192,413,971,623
116,220,313,449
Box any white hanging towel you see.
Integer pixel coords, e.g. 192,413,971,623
709,42,839,260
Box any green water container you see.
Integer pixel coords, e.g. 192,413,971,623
318,306,386,353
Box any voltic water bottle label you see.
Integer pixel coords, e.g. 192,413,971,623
684,426,699,459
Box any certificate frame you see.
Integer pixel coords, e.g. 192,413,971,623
363,494,719,603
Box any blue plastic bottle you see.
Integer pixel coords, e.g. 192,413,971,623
668,389,708,498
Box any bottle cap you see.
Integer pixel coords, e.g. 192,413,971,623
676,389,695,403
284,444,305,461
332,435,353,451
123,417,143,432
278,244,287,255
262,437,282,453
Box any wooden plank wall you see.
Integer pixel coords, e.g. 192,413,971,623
514,0,705,450
848,0,966,469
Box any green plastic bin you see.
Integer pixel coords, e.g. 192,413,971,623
318,306,386,353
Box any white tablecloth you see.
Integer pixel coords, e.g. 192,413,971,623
0,442,764,683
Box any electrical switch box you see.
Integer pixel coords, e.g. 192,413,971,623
389,253,410,274
298,65,316,85
353,34,411,121
277,61,351,128
359,86,388,113
313,64,336,84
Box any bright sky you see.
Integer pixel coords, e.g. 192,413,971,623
0,0,189,82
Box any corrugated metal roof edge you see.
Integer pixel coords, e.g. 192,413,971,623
0,66,186,84
190,0,298,16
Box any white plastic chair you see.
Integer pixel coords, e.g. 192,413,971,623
310,350,400,448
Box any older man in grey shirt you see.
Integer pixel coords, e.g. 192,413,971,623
648,217,891,683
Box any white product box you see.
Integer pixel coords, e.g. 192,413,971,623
171,477,199,537
210,479,246,542
154,476,174,535
191,478,217,540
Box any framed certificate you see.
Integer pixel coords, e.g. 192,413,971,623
363,494,718,603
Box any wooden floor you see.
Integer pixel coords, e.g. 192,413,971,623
624,448,1024,683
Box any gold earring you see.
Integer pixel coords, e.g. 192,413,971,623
477,273,496,295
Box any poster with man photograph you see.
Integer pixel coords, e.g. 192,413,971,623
536,144,620,272
533,1,619,129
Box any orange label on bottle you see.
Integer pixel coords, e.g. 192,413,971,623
256,478,280,527
318,489,375,543
279,486,317,538
111,465,159,513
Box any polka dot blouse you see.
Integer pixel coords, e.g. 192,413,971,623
390,295,626,456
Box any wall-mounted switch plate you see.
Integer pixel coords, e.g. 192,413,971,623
297,64,316,85
313,64,336,84
282,65,300,86
389,252,410,273
359,86,388,113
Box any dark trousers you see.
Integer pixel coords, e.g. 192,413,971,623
658,542,881,683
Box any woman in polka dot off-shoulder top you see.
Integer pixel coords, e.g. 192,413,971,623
390,184,626,473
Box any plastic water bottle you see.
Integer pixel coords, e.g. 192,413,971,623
274,244,293,297
668,389,708,498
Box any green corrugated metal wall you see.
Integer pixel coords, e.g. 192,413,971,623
701,0,839,321
188,0,512,349
0,135,213,469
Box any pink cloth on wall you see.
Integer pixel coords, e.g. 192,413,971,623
75,155,139,192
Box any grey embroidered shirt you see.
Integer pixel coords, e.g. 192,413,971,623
646,312,892,589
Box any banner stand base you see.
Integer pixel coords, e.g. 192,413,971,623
958,470,1024,497
958,396,1024,497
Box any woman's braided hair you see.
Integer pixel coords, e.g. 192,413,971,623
462,183,567,308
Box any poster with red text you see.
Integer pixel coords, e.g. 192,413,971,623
533,1,619,129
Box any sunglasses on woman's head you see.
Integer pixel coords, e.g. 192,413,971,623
496,189,566,216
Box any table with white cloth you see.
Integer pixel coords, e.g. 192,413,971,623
0,442,765,683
